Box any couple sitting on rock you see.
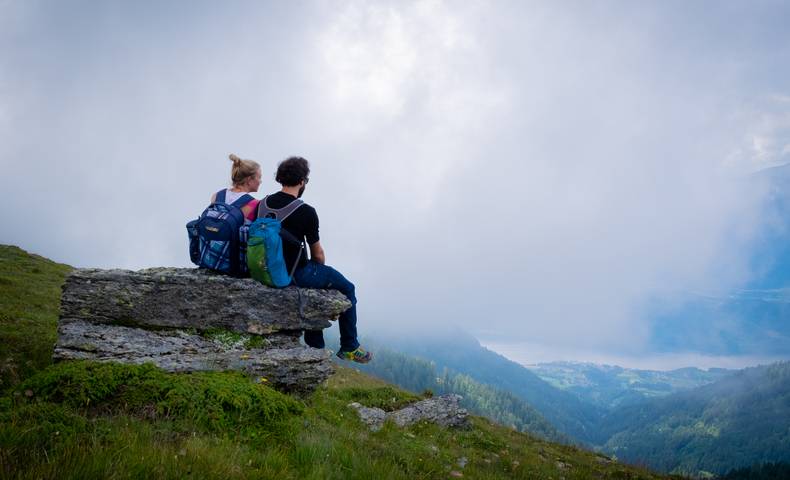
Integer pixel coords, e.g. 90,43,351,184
211,153,372,364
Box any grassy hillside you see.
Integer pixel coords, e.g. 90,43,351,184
0,245,674,479
0,245,72,392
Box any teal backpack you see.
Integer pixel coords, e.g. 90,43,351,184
246,196,304,288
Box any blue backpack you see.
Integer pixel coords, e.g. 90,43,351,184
186,189,253,277
246,196,304,288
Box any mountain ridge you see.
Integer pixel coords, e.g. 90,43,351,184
525,360,733,409
599,361,790,475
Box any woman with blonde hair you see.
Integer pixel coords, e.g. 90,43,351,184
210,153,261,222
188,153,262,276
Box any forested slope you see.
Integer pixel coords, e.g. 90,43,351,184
352,333,790,477
599,362,790,476
367,333,605,443
351,346,568,443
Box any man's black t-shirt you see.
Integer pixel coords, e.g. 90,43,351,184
260,192,319,272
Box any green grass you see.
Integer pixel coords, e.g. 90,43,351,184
0,245,72,393
14,361,302,431
3,365,676,479
0,244,677,479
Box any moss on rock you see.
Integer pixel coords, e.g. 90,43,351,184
201,327,270,350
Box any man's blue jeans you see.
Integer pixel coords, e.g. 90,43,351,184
293,260,359,352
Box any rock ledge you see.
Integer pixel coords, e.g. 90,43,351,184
55,268,351,393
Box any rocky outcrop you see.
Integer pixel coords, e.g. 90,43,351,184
348,394,470,431
60,268,350,333
55,320,332,392
55,268,352,393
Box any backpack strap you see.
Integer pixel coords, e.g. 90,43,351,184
215,189,253,209
214,189,226,204
257,196,304,221
279,228,303,246
256,195,271,218
277,198,304,221
229,193,254,208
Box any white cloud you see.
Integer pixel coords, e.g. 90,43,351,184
315,0,481,126
304,0,511,213
1,1,788,364
726,98,790,172
318,3,417,119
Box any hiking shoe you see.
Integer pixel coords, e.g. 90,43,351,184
336,346,373,364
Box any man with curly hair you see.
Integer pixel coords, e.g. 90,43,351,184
258,156,372,363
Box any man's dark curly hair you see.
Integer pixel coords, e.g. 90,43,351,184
275,156,310,186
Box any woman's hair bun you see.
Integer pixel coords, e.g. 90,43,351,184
228,154,261,186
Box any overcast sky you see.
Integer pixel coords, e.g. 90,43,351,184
2,1,789,369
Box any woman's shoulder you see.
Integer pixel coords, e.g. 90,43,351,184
209,188,227,203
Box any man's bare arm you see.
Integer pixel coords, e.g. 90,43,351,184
310,241,325,265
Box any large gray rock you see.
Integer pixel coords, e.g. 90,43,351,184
389,394,469,428
55,267,352,393
348,394,470,431
60,268,351,334
347,403,387,431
